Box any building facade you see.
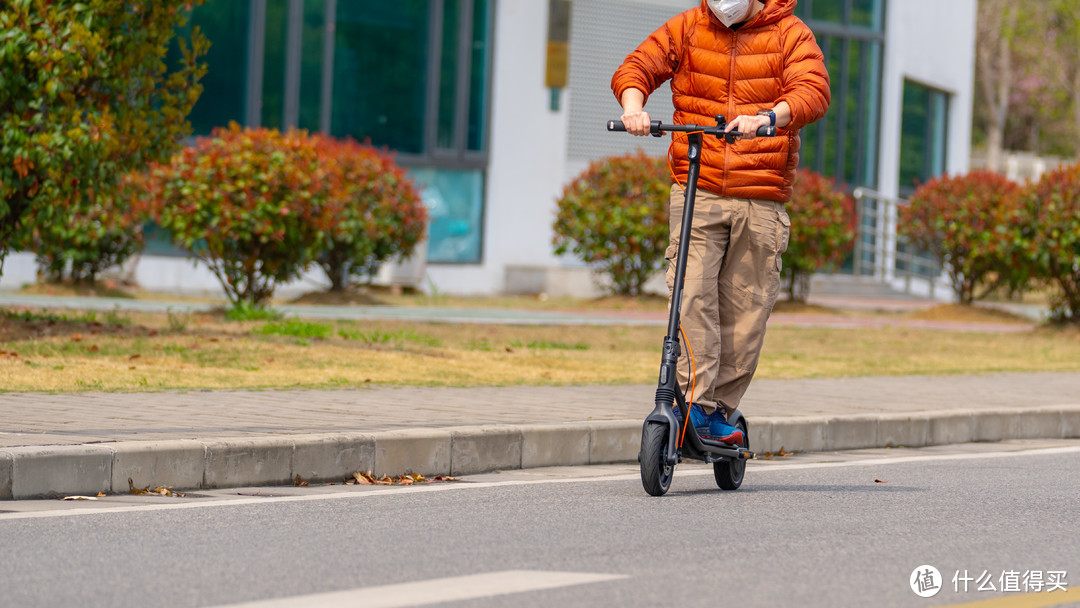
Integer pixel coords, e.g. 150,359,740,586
0,0,978,297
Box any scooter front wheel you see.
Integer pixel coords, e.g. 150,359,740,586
714,417,749,491
640,423,673,496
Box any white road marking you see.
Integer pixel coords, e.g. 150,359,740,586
2,445,1078,521
210,570,627,608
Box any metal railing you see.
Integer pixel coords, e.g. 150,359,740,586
851,188,948,299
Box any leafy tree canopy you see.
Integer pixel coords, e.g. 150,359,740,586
0,0,207,271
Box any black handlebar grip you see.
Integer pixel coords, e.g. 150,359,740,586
607,120,626,132
758,126,777,137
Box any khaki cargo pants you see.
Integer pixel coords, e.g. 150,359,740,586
665,184,790,417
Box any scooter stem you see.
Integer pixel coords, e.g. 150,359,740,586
655,132,703,410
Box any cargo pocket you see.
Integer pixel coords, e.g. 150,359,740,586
775,208,791,272
664,241,679,293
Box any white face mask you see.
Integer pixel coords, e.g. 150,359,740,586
707,0,752,27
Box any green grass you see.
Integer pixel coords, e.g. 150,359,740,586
2,303,1079,392
508,339,590,350
257,319,334,340
337,327,443,347
226,302,283,322
3,309,99,324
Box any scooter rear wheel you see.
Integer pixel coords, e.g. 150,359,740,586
713,418,749,490
639,423,673,496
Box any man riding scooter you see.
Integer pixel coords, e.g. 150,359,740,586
612,0,831,444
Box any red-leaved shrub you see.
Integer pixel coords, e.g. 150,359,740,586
313,137,426,291
900,171,1020,304
784,170,856,302
553,150,669,296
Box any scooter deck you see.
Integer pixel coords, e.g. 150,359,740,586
679,427,754,463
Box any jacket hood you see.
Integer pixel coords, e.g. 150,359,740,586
699,0,798,28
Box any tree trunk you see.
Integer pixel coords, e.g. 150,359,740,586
977,1,1016,173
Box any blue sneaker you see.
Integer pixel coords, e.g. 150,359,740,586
688,403,711,438
707,409,744,445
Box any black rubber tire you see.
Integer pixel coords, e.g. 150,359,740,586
714,418,749,491
639,423,673,496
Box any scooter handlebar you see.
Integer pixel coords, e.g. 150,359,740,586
607,119,775,139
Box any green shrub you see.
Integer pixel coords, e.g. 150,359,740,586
784,170,856,302
24,186,145,285
141,125,336,306
1010,163,1080,322
0,0,206,272
314,137,427,291
900,171,1021,304
553,151,669,296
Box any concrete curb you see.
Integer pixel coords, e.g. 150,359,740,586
1,407,1078,500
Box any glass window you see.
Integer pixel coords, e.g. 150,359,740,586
261,0,289,130
899,80,949,195
822,35,841,179
861,41,882,186
811,0,844,25
467,0,492,152
411,168,485,264
331,2,429,154
298,0,327,132
437,0,462,150
179,0,251,135
801,0,886,31
796,2,884,189
851,0,885,30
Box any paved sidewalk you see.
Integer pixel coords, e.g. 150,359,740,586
1,372,1078,499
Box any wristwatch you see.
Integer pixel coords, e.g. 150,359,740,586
757,109,776,127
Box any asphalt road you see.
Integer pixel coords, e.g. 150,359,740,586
1,440,1078,608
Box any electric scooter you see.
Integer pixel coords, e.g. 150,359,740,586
607,115,775,496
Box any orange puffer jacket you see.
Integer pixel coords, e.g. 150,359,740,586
611,0,830,202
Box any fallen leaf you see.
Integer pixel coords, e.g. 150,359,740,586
129,354,141,360
148,330,159,337
351,471,372,485
209,338,219,342
874,478,888,483
128,477,151,495
96,492,106,497
294,474,309,487
61,496,98,501
87,345,99,352
129,366,136,370
70,334,83,342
